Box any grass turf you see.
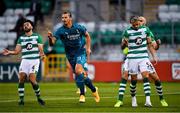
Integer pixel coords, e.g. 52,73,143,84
0,82,180,112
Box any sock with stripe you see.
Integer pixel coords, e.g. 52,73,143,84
84,77,96,92
32,83,41,99
143,77,151,96
155,80,164,100
130,80,137,97
75,73,85,95
143,77,151,102
18,83,24,101
118,78,127,101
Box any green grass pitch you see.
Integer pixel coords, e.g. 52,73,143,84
0,82,180,112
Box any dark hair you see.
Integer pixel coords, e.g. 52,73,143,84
62,11,72,17
23,19,34,27
130,16,139,23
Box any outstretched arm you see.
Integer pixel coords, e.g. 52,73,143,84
2,45,21,55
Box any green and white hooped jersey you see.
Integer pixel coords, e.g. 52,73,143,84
123,25,152,59
17,33,43,59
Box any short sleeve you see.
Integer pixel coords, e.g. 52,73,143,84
146,27,151,37
79,25,87,36
53,29,61,40
37,34,43,44
17,37,21,45
149,31,155,42
122,30,128,39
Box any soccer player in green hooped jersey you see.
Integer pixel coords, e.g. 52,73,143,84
128,16,168,107
2,20,45,106
114,16,157,107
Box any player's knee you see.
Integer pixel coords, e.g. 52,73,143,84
19,77,25,83
75,64,84,75
131,75,137,80
75,68,83,75
141,71,150,78
19,73,26,83
122,71,129,80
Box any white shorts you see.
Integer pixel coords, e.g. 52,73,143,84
128,58,155,74
19,59,40,76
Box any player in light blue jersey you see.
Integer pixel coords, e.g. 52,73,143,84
47,11,100,103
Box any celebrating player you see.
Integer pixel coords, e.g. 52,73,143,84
114,16,156,107
47,11,100,103
128,16,168,107
2,20,45,106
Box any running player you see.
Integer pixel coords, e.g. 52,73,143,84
47,11,100,103
2,20,45,106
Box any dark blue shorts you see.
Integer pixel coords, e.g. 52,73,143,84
68,54,88,73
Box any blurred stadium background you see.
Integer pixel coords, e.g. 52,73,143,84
0,0,180,112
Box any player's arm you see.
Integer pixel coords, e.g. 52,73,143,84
37,34,45,60
47,31,57,46
121,38,128,50
38,44,45,60
147,37,158,64
85,31,91,63
121,30,128,50
149,28,161,50
154,39,161,50
2,45,21,55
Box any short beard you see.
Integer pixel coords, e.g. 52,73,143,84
24,29,31,33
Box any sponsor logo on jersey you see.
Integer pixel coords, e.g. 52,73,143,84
26,43,33,50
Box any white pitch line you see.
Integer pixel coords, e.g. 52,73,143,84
0,112,180,113
0,92,180,103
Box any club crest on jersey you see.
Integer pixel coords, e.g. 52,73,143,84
135,37,143,45
26,43,33,50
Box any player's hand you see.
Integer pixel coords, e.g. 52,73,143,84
2,49,10,56
156,39,161,45
152,56,158,65
40,53,46,61
86,48,91,63
47,31,53,39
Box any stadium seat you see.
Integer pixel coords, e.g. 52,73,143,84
7,32,17,40
0,32,7,39
0,17,6,24
3,9,14,16
86,22,95,32
158,5,169,12
23,1,31,9
170,12,179,22
6,16,17,24
108,23,117,32
41,0,52,14
169,5,179,12
158,12,171,22
0,24,7,31
0,40,8,48
26,16,35,22
14,2,22,8
7,39,15,46
14,8,24,15
6,24,16,30
100,23,108,33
